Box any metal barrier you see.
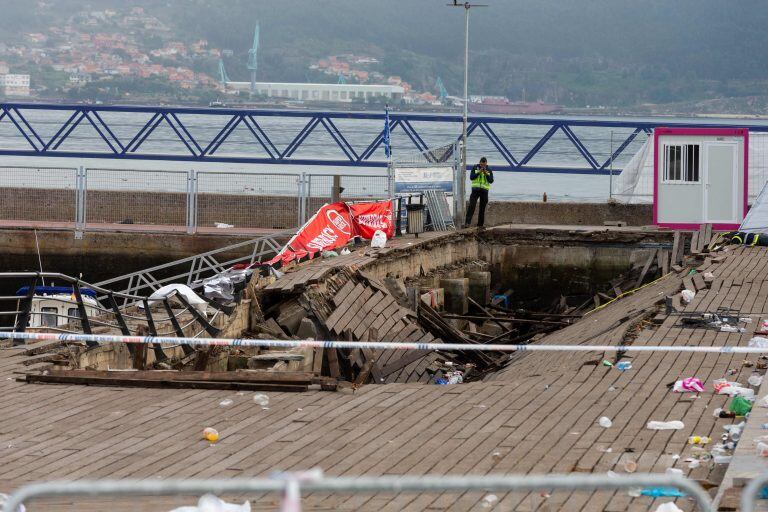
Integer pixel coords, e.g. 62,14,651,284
0,272,221,346
94,229,290,303
1,473,713,512
741,472,768,512
0,166,389,234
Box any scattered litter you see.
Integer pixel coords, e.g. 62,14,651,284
608,386,616,392
713,455,732,464
203,269,250,302
681,290,695,304
253,394,269,406
665,468,683,477
729,396,753,416
623,460,637,473
749,336,768,348
297,408,303,412
654,502,684,512
598,416,612,428
481,494,498,508
671,454,680,460
219,399,234,408
214,222,235,229
724,422,746,441
720,325,743,333
673,377,704,393
687,436,711,445
627,488,642,497
167,493,250,512
703,272,715,280
640,487,686,498
370,230,387,248
760,395,768,408
203,427,219,443
602,360,613,367
321,250,339,258
714,408,736,418
749,374,764,387
616,361,632,371
757,442,768,457
0,494,25,512
340,248,351,255
685,458,700,469
647,421,684,430
714,379,754,398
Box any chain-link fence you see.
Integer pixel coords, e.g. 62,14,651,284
0,166,78,223
84,168,190,229
197,171,301,230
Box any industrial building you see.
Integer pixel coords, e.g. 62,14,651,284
0,74,31,96
224,80,405,102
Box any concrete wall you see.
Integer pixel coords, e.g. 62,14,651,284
483,201,653,227
0,185,652,230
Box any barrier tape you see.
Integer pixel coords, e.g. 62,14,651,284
1,331,767,355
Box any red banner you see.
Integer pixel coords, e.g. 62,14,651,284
349,200,394,239
266,200,393,267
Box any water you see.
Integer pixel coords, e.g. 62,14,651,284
0,110,763,202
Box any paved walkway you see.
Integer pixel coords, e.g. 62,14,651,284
0,245,766,510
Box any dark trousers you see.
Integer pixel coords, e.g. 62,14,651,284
465,188,489,227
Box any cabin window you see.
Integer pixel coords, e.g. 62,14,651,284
663,144,700,183
68,307,80,320
40,307,58,327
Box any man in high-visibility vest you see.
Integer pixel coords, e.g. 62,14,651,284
465,157,494,228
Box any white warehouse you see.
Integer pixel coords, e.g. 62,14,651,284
224,81,404,102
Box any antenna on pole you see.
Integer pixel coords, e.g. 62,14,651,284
446,1,488,228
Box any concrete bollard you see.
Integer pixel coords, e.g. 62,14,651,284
467,271,492,306
440,278,469,314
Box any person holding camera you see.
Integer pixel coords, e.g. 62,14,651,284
464,157,494,228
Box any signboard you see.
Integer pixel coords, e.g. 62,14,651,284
349,201,395,239
394,166,454,194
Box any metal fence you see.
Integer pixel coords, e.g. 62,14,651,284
1,473,714,512
0,167,390,236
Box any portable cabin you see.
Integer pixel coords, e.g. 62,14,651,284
654,127,748,230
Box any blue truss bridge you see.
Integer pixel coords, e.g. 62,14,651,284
1,102,768,175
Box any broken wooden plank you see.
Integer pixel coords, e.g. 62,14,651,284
634,251,656,288
671,232,682,265
26,373,310,392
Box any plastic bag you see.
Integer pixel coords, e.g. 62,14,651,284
370,229,387,248
673,377,704,393
340,247,351,255
168,494,251,512
681,290,695,304
647,420,684,430
598,416,612,428
654,503,684,512
749,374,764,387
729,396,754,416
749,336,768,348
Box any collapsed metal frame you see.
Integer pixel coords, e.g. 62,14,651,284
0,473,714,511
0,272,222,357
93,229,292,306
4,102,768,174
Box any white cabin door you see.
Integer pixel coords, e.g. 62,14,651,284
704,142,738,224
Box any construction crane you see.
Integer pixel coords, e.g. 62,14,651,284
435,77,449,103
247,23,260,95
218,58,230,86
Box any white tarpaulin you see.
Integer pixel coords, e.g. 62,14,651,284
740,181,768,233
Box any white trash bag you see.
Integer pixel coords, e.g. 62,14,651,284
168,494,250,512
681,289,695,304
370,229,387,249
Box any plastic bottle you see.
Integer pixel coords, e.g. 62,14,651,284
756,442,768,457
616,361,632,371
253,393,269,406
598,416,612,428
665,467,684,476
687,436,711,445
647,420,684,430
203,427,219,443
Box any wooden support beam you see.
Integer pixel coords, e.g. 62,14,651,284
635,251,656,288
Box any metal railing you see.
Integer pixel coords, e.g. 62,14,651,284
0,166,389,236
4,101,768,175
0,272,222,352
742,472,768,512
1,473,714,512
94,229,291,304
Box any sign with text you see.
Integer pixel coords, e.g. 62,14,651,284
394,166,453,194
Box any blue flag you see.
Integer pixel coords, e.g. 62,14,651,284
383,106,391,159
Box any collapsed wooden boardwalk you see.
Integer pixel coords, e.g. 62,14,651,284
0,242,767,510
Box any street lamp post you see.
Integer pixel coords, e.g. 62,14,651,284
448,1,487,227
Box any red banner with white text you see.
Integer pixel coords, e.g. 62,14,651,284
266,200,393,266
349,200,394,240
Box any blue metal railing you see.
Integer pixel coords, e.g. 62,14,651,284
2,102,768,174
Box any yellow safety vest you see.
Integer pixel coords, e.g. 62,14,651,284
471,167,491,190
